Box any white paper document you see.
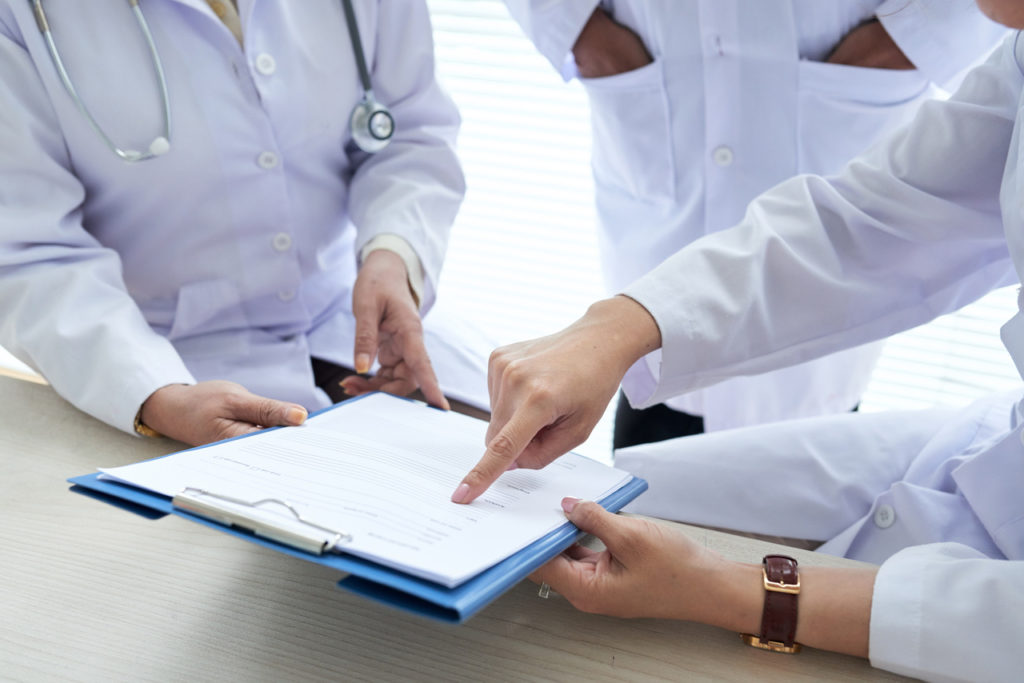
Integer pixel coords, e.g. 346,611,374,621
99,393,633,587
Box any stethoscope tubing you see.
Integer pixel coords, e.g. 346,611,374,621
341,0,372,94
31,0,392,161
31,0,171,162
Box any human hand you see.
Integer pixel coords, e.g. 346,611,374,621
531,498,750,622
572,8,653,79
538,499,876,657
340,249,449,410
139,380,308,446
826,19,914,69
450,296,660,504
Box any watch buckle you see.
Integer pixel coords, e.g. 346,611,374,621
740,633,802,654
762,567,800,594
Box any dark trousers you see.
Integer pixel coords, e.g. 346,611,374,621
311,357,360,404
614,392,860,450
311,357,490,420
613,392,704,450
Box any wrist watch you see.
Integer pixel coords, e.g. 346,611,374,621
133,406,162,438
741,554,802,654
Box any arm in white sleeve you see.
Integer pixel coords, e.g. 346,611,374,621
870,543,1024,682
0,21,194,434
621,37,1020,408
876,0,1008,86
346,0,465,314
500,0,600,79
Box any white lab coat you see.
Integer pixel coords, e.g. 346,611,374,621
616,35,1024,682
0,0,491,435
503,0,1006,430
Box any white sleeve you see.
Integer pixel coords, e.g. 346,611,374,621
869,543,1024,682
0,18,195,434
346,0,465,314
500,0,600,79
876,0,1008,87
620,37,1021,408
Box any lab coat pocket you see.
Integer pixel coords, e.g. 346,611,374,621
796,61,930,173
580,59,675,203
168,279,249,346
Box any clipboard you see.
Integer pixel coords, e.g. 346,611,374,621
67,397,648,623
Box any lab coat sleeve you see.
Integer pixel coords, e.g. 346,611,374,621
876,0,1007,86
500,0,600,79
345,0,465,313
869,543,1024,682
620,37,1020,409
617,406,958,540
0,20,195,434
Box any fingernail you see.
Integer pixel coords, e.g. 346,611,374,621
341,385,355,396
355,354,371,374
287,407,307,425
451,483,471,504
561,497,581,515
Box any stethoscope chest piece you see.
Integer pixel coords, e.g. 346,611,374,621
350,94,394,153
341,0,394,154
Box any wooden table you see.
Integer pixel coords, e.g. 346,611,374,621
0,375,909,681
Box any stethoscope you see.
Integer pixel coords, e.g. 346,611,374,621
28,0,395,162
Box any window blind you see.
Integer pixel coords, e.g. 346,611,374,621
0,1,1018,464
427,0,1022,462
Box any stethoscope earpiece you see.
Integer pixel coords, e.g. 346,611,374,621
149,136,171,156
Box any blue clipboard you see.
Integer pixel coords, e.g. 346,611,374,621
68,396,648,623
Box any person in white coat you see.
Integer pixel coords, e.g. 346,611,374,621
0,0,491,446
502,0,1006,447
450,1,1024,678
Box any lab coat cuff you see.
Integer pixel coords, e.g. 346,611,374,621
876,0,1004,86
869,546,927,677
117,363,197,437
869,543,995,680
619,273,703,408
360,234,426,311
620,351,659,409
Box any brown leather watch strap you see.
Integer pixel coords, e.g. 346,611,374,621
761,555,799,646
741,554,801,653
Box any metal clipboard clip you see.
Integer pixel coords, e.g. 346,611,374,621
172,487,353,555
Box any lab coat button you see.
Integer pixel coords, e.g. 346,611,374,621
272,232,292,252
278,289,295,302
257,151,279,169
874,504,896,529
255,53,277,76
712,146,734,167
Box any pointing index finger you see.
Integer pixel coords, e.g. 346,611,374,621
450,402,550,504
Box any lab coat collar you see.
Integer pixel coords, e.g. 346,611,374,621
157,0,254,31
158,0,217,14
